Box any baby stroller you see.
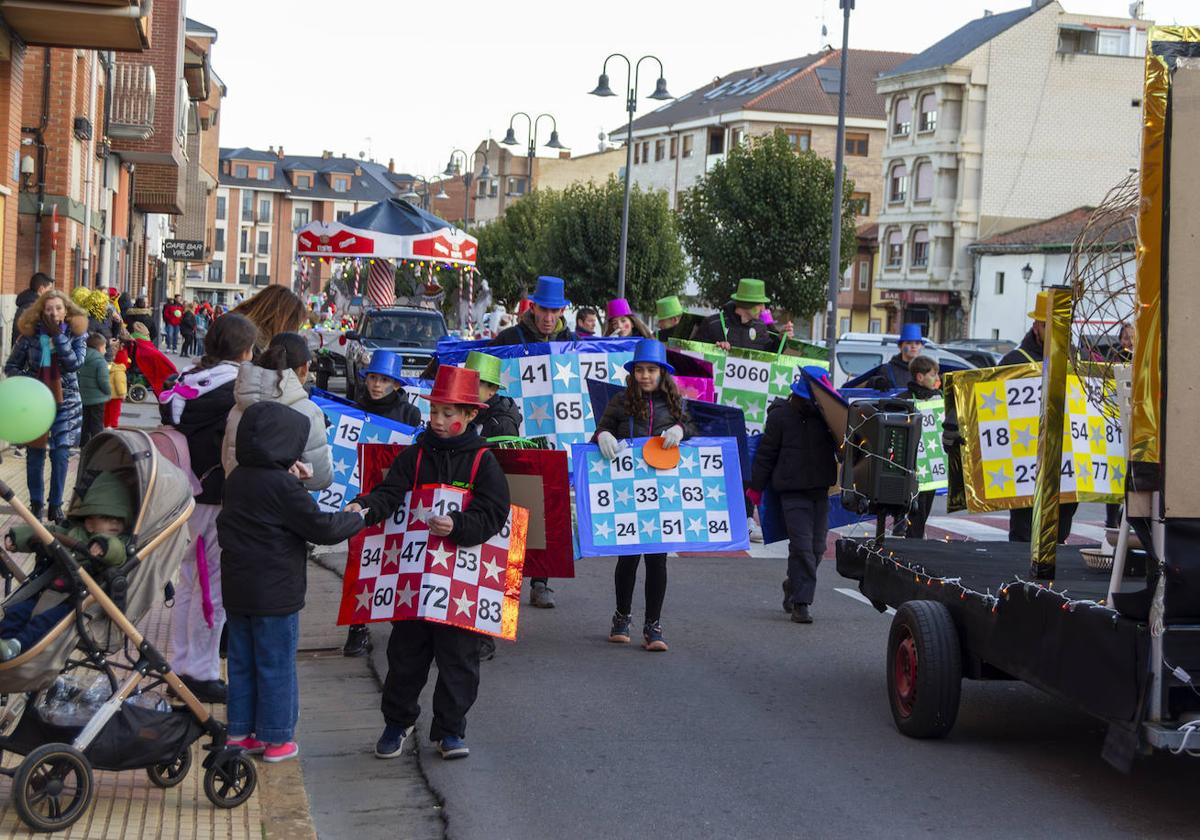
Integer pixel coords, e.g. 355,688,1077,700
125,365,151,403
0,429,256,832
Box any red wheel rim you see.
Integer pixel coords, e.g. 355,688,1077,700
893,630,917,718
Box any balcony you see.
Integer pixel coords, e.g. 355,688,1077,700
208,265,223,282
109,62,156,141
239,273,251,285
0,0,150,51
253,274,270,287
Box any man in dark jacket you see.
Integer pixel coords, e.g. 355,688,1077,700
11,272,53,347
869,322,925,391
691,278,775,352
491,276,576,346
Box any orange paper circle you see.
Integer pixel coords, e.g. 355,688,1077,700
642,437,681,470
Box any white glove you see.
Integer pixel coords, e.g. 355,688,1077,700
597,431,622,461
660,424,684,449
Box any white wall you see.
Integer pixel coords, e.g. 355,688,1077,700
971,251,1072,341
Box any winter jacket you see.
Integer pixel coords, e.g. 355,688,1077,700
218,401,364,616
4,316,88,449
476,394,522,440
749,396,838,494
906,381,941,401
221,363,333,491
109,351,129,399
352,428,511,546
163,303,184,327
690,302,775,352
1000,328,1042,366
490,309,576,345
78,347,113,406
159,362,239,504
12,523,130,569
180,311,196,336
10,288,39,347
868,353,915,391
356,388,422,428
123,307,155,341
594,389,694,441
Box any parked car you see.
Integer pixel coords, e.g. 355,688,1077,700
343,307,448,400
941,345,1004,369
828,336,976,386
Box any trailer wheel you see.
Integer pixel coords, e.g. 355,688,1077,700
887,600,961,738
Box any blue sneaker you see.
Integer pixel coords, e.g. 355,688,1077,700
374,724,415,759
437,735,470,760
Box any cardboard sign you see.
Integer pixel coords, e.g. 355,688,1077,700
913,397,948,491
312,394,419,512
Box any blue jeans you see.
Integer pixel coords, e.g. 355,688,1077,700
26,446,71,509
0,597,72,650
226,611,300,743
164,323,179,350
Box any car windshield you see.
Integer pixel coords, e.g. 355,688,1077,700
837,351,884,376
361,313,446,347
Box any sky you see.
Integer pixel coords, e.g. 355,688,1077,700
190,0,1194,177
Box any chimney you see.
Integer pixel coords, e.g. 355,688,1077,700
354,165,362,176
277,145,285,158
321,150,331,159
388,157,395,173
558,150,571,159
268,145,274,154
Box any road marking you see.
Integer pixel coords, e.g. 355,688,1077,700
835,587,895,616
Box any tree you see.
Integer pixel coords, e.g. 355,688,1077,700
541,177,686,312
470,191,550,310
676,129,859,321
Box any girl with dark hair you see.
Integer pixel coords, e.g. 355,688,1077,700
158,312,259,703
220,332,332,490
592,338,693,652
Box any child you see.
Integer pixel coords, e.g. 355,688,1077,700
593,338,692,651
900,355,941,539
465,351,522,440
603,298,653,338
104,340,129,429
217,401,365,762
0,473,133,660
345,365,510,761
78,333,112,447
747,371,838,624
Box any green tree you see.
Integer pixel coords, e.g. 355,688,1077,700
541,177,686,312
676,129,858,321
470,191,551,309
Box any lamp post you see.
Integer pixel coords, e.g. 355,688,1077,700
589,54,672,301
501,112,566,210
444,148,491,224
402,174,450,212
824,0,854,362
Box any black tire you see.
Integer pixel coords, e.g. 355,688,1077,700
146,746,192,788
129,383,148,403
203,753,257,809
11,742,95,832
315,370,330,391
886,600,962,739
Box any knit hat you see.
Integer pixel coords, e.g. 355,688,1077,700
74,472,134,524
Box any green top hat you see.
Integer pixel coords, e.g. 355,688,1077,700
465,351,503,388
730,278,770,305
655,295,684,320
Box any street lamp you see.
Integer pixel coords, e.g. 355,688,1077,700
402,174,449,211
1021,263,1034,282
824,0,854,362
501,112,566,207
589,53,672,301
444,148,491,224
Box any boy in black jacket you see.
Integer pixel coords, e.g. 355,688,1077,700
346,365,510,761
899,355,941,539
464,351,522,441
218,401,365,762
747,377,838,624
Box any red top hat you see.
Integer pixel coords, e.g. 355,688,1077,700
421,365,489,409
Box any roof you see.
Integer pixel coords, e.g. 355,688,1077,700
184,17,217,38
880,5,1037,79
970,207,1136,253
218,148,398,202
616,49,911,136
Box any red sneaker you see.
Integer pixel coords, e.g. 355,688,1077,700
227,736,266,754
263,742,300,763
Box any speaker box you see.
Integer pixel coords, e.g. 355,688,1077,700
840,399,920,514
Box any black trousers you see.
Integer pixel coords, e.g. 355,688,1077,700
780,490,829,605
1009,503,1078,543
80,404,105,448
894,491,936,539
382,621,480,740
615,553,667,622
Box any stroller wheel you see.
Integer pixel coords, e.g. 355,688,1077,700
147,746,193,788
129,383,149,403
203,752,257,809
11,742,95,833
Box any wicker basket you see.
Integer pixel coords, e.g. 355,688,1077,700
1081,547,1113,571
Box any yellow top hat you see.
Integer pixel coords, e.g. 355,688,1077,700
1027,291,1048,322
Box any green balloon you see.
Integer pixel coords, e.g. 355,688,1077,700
0,377,57,444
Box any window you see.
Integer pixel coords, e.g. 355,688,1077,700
892,97,912,137
214,228,225,251
919,93,937,133
913,160,933,202
295,174,312,189
293,208,309,229
840,267,852,291
670,137,677,159
682,134,694,158
995,272,1005,295
655,140,665,162
257,230,269,255
991,328,1000,340
477,179,488,197
911,229,930,269
256,165,270,181
850,191,871,217
634,143,640,165
258,198,271,222
256,261,268,282
731,128,744,147
641,142,650,163
708,128,724,156
785,129,812,152
889,162,908,204
1098,31,1125,55
241,191,253,220
239,259,250,283
239,228,249,252
839,316,851,335
336,210,350,222
869,318,882,333
333,177,349,193
488,181,498,198
234,164,248,178
1058,27,1098,55
215,196,226,220
845,132,869,156
858,259,871,291
506,176,527,196
886,228,903,268
210,259,223,282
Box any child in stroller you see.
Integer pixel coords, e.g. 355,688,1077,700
0,473,132,661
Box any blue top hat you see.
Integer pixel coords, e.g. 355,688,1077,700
791,365,830,400
529,276,571,309
359,349,403,381
897,323,926,346
623,338,675,375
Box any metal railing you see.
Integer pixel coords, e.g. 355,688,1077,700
110,63,156,140
253,274,270,286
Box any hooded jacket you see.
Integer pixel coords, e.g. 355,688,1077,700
749,396,838,494
159,362,239,504
78,347,113,406
352,428,510,547
594,389,694,441
868,353,915,391
4,314,89,449
356,387,422,428
476,394,522,440
690,302,775,352
218,401,364,616
491,309,576,345
221,362,333,491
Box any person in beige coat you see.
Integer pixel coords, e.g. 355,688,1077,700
222,332,333,491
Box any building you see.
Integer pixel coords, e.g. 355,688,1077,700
837,223,882,335
874,0,1149,340
968,205,1135,342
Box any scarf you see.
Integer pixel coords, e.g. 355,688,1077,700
30,327,65,449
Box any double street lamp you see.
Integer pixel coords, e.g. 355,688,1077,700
402,174,449,212
589,54,672,301
500,112,566,201
443,148,491,224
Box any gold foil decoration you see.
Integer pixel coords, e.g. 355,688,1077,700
1030,288,1072,579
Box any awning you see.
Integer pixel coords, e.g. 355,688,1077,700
295,197,477,266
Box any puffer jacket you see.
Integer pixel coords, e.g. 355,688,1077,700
749,395,838,494
159,362,240,504
477,394,522,440
4,315,88,449
594,389,694,441
78,347,112,406
221,362,333,491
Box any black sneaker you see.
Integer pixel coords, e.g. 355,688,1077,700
47,506,65,525
28,502,43,521
375,724,415,759
343,624,371,657
791,604,813,624
782,579,793,613
642,621,668,652
608,611,632,643
178,675,227,704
